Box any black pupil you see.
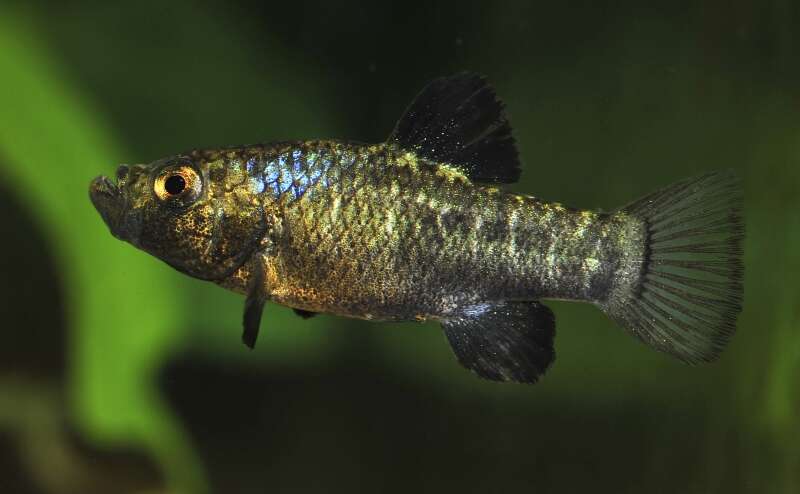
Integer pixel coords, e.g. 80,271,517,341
164,174,186,195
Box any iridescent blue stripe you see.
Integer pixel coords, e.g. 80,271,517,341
278,152,294,195
265,160,280,183
246,157,258,174
253,146,353,201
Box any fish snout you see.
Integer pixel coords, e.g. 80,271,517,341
89,175,129,241
90,175,117,195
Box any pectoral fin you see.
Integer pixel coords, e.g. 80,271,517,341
293,309,318,319
441,301,556,384
242,258,267,349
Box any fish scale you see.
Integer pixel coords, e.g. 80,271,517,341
90,72,743,383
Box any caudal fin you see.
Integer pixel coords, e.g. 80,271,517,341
601,171,744,363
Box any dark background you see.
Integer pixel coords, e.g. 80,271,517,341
0,1,798,493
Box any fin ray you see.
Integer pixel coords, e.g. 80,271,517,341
441,301,555,384
242,257,267,348
389,72,521,184
601,170,743,363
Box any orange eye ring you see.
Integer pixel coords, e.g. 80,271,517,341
154,165,201,203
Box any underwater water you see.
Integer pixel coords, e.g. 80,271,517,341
0,1,798,493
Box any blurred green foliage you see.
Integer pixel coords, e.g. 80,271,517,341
0,1,798,493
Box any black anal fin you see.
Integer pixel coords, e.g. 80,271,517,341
242,258,267,349
293,308,318,319
389,72,521,184
441,301,555,384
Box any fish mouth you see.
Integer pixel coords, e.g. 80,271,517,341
89,175,131,241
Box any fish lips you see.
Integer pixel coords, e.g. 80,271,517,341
89,175,139,242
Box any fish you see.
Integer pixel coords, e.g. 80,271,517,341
89,73,744,383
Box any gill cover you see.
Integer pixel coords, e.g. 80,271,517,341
135,157,268,281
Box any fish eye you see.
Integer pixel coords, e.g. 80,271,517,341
154,165,201,203
164,174,186,195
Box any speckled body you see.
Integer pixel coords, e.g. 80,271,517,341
90,72,743,381
205,141,644,322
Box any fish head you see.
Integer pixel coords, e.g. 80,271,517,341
89,154,268,281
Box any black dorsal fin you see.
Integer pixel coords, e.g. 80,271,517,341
388,72,521,184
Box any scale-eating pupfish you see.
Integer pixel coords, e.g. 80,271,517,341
90,73,743,383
